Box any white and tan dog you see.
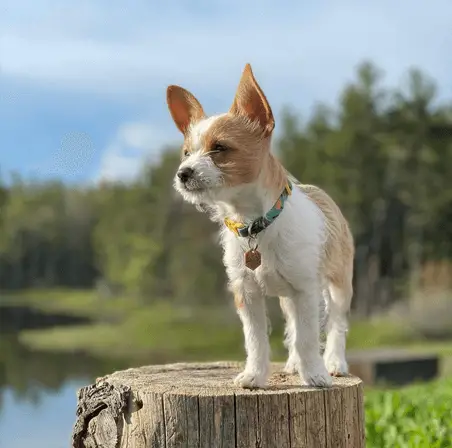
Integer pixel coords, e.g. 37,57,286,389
166,64,354,389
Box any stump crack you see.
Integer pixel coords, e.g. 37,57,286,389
72,380,131,448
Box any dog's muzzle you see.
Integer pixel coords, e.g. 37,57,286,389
177,167,194,184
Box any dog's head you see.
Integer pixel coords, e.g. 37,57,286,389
166,64,275,206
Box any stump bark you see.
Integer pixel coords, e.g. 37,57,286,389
72,362,365,448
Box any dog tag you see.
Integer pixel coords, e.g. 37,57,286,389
245,249,261,270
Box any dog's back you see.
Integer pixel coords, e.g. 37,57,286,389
285,169,354,289
291,180,355,375
295,182,354,291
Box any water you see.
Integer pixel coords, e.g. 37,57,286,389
0,381,84,448
0,303,127,448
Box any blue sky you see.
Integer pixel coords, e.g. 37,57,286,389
1,0,451,184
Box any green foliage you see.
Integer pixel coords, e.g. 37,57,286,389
92,181,162,296
8,288,452,447
1,60,452,312
347,318,418,349
18,300,246,361
277,61,452,312
365,378,452,447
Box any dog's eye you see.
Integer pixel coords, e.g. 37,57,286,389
212,143,228,153
183,149,190,158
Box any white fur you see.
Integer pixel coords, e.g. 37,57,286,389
174,116,225,205
174,117,340,389
190,115,223,150
220,184,332,388
322,283,350,375
233,289,270,388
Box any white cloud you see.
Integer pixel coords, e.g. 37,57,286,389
2,0,452,106
3,0,452,182
96,121,179,182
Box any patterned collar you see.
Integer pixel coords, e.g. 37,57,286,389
224,181,293,238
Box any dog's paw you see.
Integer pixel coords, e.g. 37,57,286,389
233,371,267,389
300,362,333,388
324,355,349,377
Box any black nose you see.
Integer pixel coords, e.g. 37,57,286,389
177,167,194,183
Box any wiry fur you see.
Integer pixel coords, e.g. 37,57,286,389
167,64,354,389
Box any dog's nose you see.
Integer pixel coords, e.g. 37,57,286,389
177,167,194,183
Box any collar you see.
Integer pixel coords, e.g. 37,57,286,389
224,181,293,238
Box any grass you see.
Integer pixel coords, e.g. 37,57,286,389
4,288,293,361
347,318,418,349
0,288,142,320
365,377,452,447
5,288,452,371
19,302,248,361
6,288,452,447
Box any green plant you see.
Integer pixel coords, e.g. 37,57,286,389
365,378,452,447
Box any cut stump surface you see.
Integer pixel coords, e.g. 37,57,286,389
72,361,365,448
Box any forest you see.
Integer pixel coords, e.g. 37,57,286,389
1,61,452,317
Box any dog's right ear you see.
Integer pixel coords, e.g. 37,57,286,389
230,64,275,137
166,85,205,135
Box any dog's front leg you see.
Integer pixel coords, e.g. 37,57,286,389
283,287,332,388
233,289,270,389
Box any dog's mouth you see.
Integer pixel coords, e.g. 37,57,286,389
175,177,210,195
179,181,206,193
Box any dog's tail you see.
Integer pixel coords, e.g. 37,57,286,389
319,288,330,355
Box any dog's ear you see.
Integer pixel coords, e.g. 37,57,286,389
167,85,205,135
230,63,275,137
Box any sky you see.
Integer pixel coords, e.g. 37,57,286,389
1,0,451,184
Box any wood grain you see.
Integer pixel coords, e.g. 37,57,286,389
72,362,365,448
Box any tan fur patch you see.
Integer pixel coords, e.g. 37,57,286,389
190,114,288,195
234,292,245,309
201,114,265,185
166,85,205,135
167,63,355,312
230,64,275,137
167,63,288,199
261,153,288,197
297,183,355,295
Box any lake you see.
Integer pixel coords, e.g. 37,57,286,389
0,380,85,448
0,303,129,448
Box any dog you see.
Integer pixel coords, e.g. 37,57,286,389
166,64,354,389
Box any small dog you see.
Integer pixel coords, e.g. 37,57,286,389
166,64,354,388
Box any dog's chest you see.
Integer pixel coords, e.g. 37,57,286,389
224,234,294,297
254,264,292,296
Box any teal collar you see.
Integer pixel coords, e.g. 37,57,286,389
224,181,293,238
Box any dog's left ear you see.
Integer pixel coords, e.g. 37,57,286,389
230,64,275,137
167,85,206,135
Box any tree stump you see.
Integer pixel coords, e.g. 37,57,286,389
72,362,365,448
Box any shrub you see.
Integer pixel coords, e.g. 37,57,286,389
365,378,452,447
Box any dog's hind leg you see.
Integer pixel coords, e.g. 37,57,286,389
323,278,353,376
279,285,332,388
280,296,298,374
280,292,329,373
319,287,330,356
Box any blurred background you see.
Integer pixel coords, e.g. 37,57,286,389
1,1,452,447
